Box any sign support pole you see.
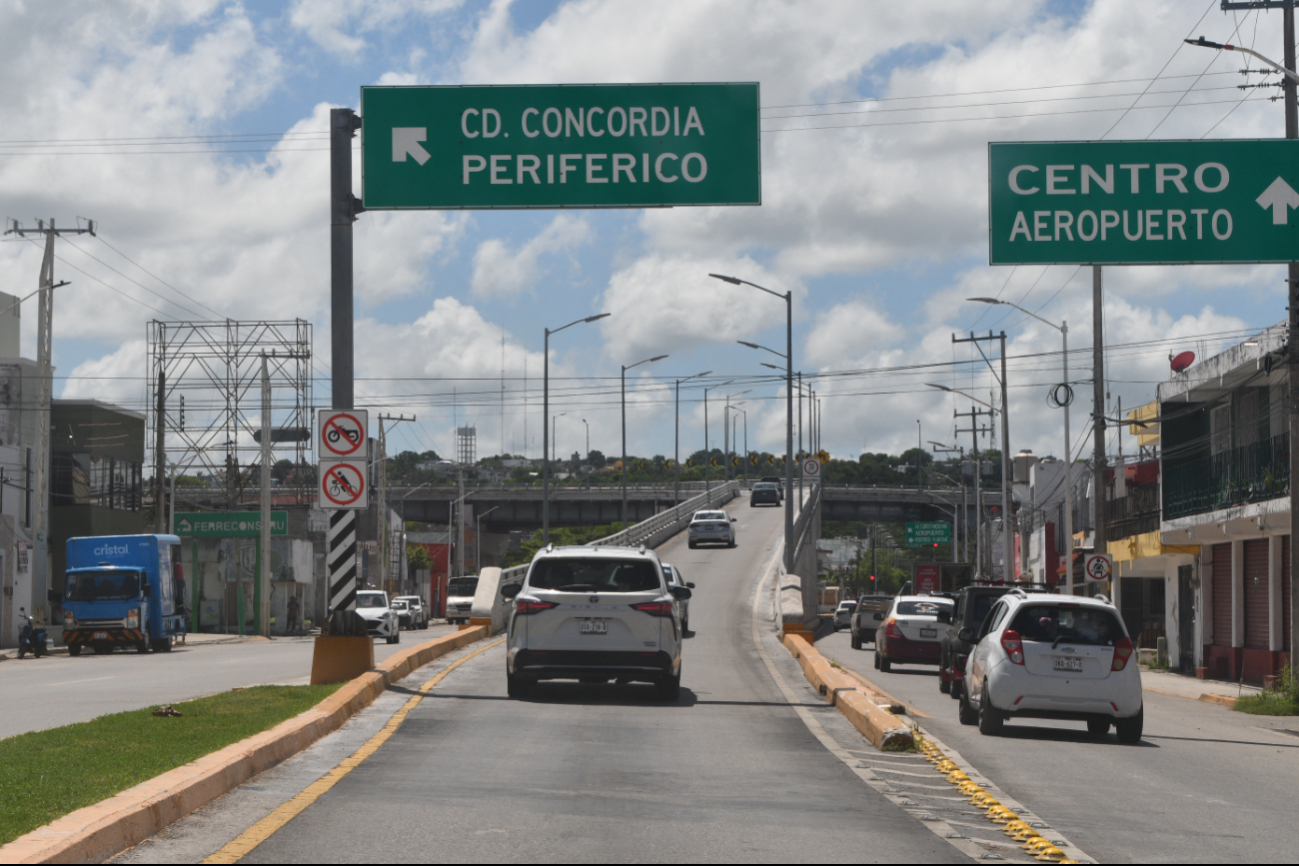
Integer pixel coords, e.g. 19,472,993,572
1284,0,1299,680
1093,265,1108,599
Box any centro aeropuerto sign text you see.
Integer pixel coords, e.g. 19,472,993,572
361,83,761,210
988,139,1299,265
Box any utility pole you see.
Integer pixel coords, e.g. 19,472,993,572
376,414,414,593
4,218,91,626
953,332,1014,582
258,355,271,636
1286,0,1299,671
956,407,995,579
1092,266,1107,582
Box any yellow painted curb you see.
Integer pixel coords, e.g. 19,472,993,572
0,626,490,865
780,634,913,751
1197,692,1237,708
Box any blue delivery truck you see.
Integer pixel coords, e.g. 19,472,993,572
61,534,186,656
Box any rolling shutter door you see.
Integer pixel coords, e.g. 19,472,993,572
1212,543,1232,649
1243,539,1269,651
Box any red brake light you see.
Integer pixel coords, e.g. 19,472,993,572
515,599,559,615
884,618,903,639
1111,636,1134,671
1000,628,1025,665
630,601,674,617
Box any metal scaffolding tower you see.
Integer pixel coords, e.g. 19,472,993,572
456,425,476,467
147,320,313,510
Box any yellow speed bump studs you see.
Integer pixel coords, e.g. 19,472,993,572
987,806,1017,824
946,770,968,784
972,794,1000,810
1022,837,1050,852
1035,846,1066,862
1012,828,1039,842
1004,820,1031,836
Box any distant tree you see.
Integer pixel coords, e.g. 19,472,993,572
587,449,606,468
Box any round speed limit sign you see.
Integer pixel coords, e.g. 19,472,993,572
1084,553,1112,582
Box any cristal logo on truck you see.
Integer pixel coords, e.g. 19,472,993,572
93,544,129,556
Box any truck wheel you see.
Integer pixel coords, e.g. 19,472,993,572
879,657,892,673
136,626,151,654
153,637,173,653
851,634,861,650
68,644,82,657
507,671,531,699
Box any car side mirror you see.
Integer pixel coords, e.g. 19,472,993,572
686,582,696,589
501,584,522,600
958,627,976,643
670,585,692,600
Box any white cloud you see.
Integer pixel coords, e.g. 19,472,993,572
288,0,463,56
470,215,591,298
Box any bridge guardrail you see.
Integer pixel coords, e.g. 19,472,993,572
472,481,743,632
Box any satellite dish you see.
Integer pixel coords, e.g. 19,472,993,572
1170,351,1195,373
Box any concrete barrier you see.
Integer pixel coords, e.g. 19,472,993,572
0,626,489,865
779,574,817,637
782,633,913,751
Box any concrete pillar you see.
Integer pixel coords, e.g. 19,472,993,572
1232,539,1244,649
1200,544,1213,648
1270,534,1284,652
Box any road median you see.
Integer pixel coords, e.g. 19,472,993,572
0,625,489,865
781,633,914,751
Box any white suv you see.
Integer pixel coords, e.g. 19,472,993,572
355,590,400,645
502,545,691,701
958,590,1142,743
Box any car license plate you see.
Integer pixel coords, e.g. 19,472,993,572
1053,657,1083,672
579,620,607,635
93,632,108,640
920,628,937,639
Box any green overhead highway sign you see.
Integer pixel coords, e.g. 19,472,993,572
905,521,951,547
989,139,1299,265
361,83,761,210
174,511,288,538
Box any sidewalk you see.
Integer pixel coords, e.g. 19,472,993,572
0,632,280,661
1139,666,1263,706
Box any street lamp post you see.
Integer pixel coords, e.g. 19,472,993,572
543,313,609,546
701,380,732,493
929,383,999,579
733,407,748,482
675,372,711,505
552,413,567,463
969,297,1073,593
622,354,668,526
724,389,752,482
580,418,589,461
716,273,794,573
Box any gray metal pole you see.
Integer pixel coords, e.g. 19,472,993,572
543,327,550,546
260,355,272,636
785,292,795,574
1285,0,1299,670
1000,333,1014,582
330,108,360,412
704,387,710,492
797,372,804,504
621,365,628,527
1062,323,1074,595
1092,267,1107,584
674,380,680,505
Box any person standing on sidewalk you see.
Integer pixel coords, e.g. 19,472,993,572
286,595,300,634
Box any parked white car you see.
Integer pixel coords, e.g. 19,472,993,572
662,563,695,632
502,545,691,701
687,510,737,549
394,595,430,629
958,590,1142,743
355,590,400,645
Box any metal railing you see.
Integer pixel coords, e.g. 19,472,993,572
1106,483,1160,539
1163,433,1290,520
498,480,743,585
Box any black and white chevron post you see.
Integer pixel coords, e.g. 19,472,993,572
327,509,358,613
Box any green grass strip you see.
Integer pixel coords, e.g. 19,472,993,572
0,684,340,846
1233,665,1299,716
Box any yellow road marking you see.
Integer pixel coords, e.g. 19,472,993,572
203,636,506,864
837,665,931,718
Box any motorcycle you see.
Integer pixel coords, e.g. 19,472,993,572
17,607,48,659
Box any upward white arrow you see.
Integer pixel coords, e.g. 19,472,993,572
1256,176,1299,225
392,127,430,165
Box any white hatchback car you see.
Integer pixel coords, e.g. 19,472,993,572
502,545,691,701
959,590,1142,743
661,563,695,632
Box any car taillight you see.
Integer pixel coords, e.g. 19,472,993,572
1000,629,1024,665
1112,636,1134,671
884,618,903,639
514,599,559,616
630,601,674,617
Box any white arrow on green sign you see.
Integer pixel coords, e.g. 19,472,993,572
989,139,1299,264
174,511,288,538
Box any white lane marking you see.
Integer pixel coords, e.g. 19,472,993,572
49,675,117,687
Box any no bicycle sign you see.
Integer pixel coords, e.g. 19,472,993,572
319,459,368,510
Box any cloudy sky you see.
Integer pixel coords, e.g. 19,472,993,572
0,0,1287,468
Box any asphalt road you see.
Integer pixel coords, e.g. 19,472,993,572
817,629,1299,864
0,629,444,740
163,496,963,864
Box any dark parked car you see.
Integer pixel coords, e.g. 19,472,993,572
937,585,1014,698
750,482,781,506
